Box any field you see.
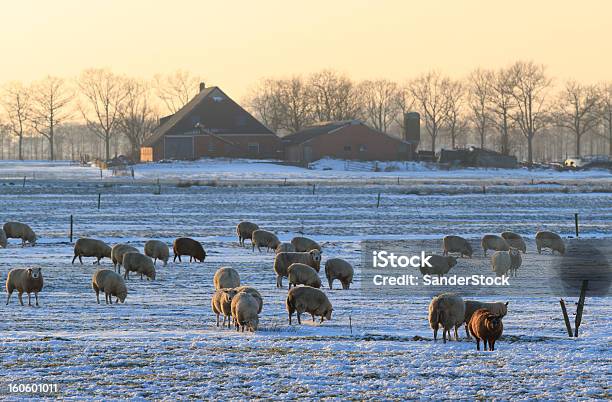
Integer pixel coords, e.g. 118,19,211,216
0,161,610,400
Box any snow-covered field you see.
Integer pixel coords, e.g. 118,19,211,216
0,162,610,399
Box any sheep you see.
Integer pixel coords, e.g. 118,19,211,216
428,293,465,343
211,288,237,327
173,237,206,262
442,235,473,258
3,222,37,247
500,231,527,253
468,308,504,351
463,300,508,338
111,243,138,273
509,249,522,277
92,269,127,304
231,292,260,332
236,221,259,246
0,228,6,248
481,234,510,257
213,267,240,290
144,240,170,266
123,252,156,280
535,231,565,255
491,248,521,277
234,286,263,314
324,258,354,290
275,242,296,254
286,286,333,325
419,255,457,278
72,238,112,265
251,229,280,252
5,267,44,306
273,250,322,288
288,263,321,289
291,236,322,252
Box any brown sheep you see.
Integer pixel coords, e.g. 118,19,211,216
236,221,259,246
481,234,510,257
273,250,322,288
287,263,321,288
468,308,504,351
123,252,156,280
211,288,238,327
92,269,128,304
419,255,457,278
173,237,206,262
463,301,508,338
535,231,565,255
286,286,333,325
291,236,322,252
3,222,37,247
500,231,527,253
324,258,354,290
73,238,112,265
251,230,280,252
6,267,44,306
442,235,473,258
111,243,138,273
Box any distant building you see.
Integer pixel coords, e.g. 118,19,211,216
282,120,417,164
438,146,518,168
141,84,281,161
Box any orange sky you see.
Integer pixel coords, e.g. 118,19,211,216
1,0,610,100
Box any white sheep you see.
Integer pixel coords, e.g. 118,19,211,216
111,243,138,273
442,235,473,258
231,292,260,332
428,292,465,343
286,286,333,325
144,240,170,266
291,236,321,252
287,263,321,288
73,238,112,265
481,234,510,257
3,222,37,247
251,229,281,252
234,286,263,314
236,221,259,246
535,231,565,255
92,269,128,304
213,267,241,290
463,300,508,338
273,250,322,288
5,267,44,306
324,258,354,290
123,252,156,280
211,288,237,327
491,248,521,277
500,231,527,253
419,255,457,277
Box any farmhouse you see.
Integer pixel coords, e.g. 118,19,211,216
282,120,417,164
141,84,281,161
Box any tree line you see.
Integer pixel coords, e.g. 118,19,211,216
246,62,612,164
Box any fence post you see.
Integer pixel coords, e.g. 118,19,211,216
100,169,103,179
574,280,588,337
22,176,26,187
312,184,316,195
69,215,73,243
97,193,101,209
574,213,579,237
376,193,381,208
559,299,573,337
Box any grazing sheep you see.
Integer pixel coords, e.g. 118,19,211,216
535,231,565,255
5,267,43,306
111,243,138,273
144,240,170,266
428,293,465,343
291,236,322,252
273,250,322,288
0,228,6,248
509,250,522,277
324,258,354,290
234,286,263,314
251,229,280,252
173,237,206,262
419,255,457,278
481,234,510,257
491,248,521,277
288,263,321,289
231,292,260,332
211,288,237,327
464,300,508,338
286,286,333,325
213,267,241,290
92,269,127,304
72,238,112,265
442,235,473,258
275,242,296,254
123,252,156,280
236,221,259,246
500,231,527,253
468,308,504,351
3,222,37,247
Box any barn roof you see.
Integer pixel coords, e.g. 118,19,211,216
282,120,414,145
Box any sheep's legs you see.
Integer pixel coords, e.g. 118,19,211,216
454,326,459,340
35,293,39,307
18,292,24,306
483,339,489,351
71,255,78,264
490,340,495,351
476,339,480,351
95,290,100,304
297,312,302,325
6,291,12,305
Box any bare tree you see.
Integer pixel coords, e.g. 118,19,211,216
78,69,128,161
393,84,414,133
442,79,467,148
409,71,450,153
1,82,31,160
244,79,284,133
359,79,401,133
509,61,552,165
553,81,600,156
467,69,491,149
117,79,158,161
276,77,313,133
598,83,612,155
30,76,73,160
308,70,361,122
487,68,515,155
154,70,202,114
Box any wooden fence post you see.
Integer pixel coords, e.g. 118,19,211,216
574,213,579,237
69,215,73,243
559,299,573,337
574,280,588,337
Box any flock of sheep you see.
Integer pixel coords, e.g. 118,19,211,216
1,219,567,349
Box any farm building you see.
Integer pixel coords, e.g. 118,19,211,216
141,84,281,161
282,120,418,164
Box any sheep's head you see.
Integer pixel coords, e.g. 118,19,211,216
488,314,503,328
309,250,321,264
509,248,520,258
117,289,127,303
148,270,156,280
463,242,473,257
28,267,42,279
247,316,259,332
447,256,457,268
222,289,238,303
321,306,333,322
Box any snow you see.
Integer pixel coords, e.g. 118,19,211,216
0,160,610,399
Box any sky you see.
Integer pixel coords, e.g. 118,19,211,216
1,0,610,100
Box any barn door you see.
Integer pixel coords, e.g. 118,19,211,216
164,137,194,160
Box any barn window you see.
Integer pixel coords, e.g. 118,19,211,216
248,143,260,154
359,144,367,152
344,145,352,152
